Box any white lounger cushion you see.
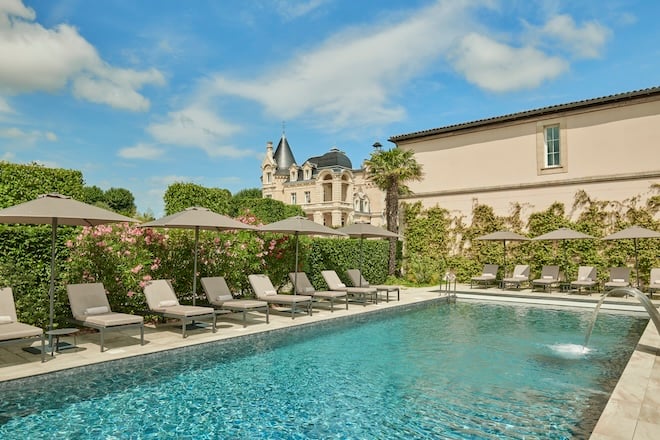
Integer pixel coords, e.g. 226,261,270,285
263,290,277,296
158,299,178,307
0,315,13,324
85,306,109,315
612,278,624,282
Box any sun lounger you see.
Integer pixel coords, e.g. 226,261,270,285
66,283,145,352
604,267,631,293
248,274,312,319
0,287,45,362
500,265,530,289
289,272,348,311
569,266,598,294
346,269,400,302
531,265,560,291
648,268,660,298
200,276,269,327
321,270,377,305
143,279,216,337
470,264,499,288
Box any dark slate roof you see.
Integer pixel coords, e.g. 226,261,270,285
389,86,660,143
273,134,296,175
306,147,352,170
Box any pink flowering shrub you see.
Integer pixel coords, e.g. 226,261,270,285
64,223,169,315
63,212,298,313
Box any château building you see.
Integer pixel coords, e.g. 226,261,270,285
260,134,385,227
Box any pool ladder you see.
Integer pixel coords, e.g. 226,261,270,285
441,272,457,302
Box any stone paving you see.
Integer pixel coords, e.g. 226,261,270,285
1,284,658,439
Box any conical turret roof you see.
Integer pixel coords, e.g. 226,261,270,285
273,134,296,175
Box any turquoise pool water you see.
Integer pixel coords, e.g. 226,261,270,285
0,300,648,439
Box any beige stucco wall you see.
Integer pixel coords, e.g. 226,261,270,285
398,97,660,223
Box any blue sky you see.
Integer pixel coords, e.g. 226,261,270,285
1,0,657,217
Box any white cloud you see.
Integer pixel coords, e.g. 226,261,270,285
0,96,14,113
147,105,250,157
150,174,195,186
207,1,476,129
1,151,15,161
0,0,164,111
0,127,24,138
539,15,610,59
275,0,330,20
449,33,568,92
0,126,58,143
118,143,164,160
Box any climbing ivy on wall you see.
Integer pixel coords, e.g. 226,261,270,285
402,185,660,287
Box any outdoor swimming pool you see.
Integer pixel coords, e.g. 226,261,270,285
0,300,648,439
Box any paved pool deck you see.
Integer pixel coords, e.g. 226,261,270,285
1,284,658,439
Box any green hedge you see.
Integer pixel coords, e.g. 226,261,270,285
0,163,86,327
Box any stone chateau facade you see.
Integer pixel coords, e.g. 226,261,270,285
260,134,385,227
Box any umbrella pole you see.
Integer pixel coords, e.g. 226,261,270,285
359,237,363,287
48,218,57,348
293,232,299,295
192,226,199,306
503,240,507,278
634,238,640,289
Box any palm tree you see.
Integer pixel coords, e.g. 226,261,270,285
364,146,422,275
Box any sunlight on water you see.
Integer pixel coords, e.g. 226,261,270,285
549,343,592,358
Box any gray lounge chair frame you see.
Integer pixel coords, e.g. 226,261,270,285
200,276,269,327
649,268,660,298
289,272,348,311
321,270,377,305
569,266,598,294
248,274,312,319
144,280,217,338
500,265,530,289
0,287,45,362
66,283,145,352
470,264,499,288
346,269,400,302
604,267,631,293
531,265,561,291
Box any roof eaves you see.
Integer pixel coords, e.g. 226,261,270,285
389,86,660,143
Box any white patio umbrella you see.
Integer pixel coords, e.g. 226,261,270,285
474,230,529,277
337,223,400,286
602,226,660,288
140,207,255,305
258,216,346,294
0,193,138,348
532,227,595,280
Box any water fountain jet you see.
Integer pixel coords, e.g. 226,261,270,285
583,287,660,349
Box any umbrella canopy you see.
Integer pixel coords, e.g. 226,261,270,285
259,216,346,293
337,223,400,239
532,227,595,280
140,207,255,304
0,193,138,345
337,223,400,286
475,230,529,277
602,226,660,288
